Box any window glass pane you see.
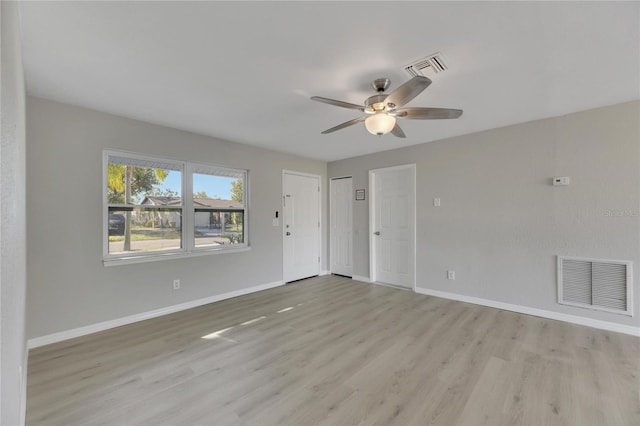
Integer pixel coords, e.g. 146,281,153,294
107,163,182,205
193,173,243,204
107,155,184,256
108,208,182,254
193,172,245,248
194,211,244,247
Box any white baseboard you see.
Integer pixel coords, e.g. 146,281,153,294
352,275,371,283
27,280,285,349
415,287,640,337
320,270,330,276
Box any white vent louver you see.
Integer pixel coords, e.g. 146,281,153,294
404,52,448,77
558,256,632,316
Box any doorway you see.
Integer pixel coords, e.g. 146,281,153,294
283,171,321,283
330,177,353,277
369,164,416,289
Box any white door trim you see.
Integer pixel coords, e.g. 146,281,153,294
369,164,416,291
282,170,322,282
330,176,353,276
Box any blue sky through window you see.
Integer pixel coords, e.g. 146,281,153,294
161,171,234,200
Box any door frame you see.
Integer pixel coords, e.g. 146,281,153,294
368,164,416,290
329,176,353,276
282,170,322,282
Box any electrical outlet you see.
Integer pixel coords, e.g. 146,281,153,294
173,279,181,290
447,270,455,280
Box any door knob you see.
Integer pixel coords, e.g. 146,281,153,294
286,232,291,236
373,231,380,235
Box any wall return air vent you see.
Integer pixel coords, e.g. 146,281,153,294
404,52,448,78
558,256,633,316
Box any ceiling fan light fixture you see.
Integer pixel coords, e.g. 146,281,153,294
365,113,396,136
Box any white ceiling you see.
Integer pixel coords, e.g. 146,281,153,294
19,1,640,162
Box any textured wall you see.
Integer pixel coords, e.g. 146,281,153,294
329,101,640,327
26,97,327,339
1,1,28,424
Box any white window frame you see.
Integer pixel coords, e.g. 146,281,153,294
103,150,250,266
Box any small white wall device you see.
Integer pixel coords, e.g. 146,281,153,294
553,176,571,186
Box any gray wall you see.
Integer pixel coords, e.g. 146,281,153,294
26,97,327,339
1,1,28,424
329,101,640,327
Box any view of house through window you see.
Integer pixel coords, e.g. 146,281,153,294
105,152,247,260
193,172,245,247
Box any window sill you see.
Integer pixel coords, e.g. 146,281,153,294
103,246,251,267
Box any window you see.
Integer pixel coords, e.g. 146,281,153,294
192,165,246,248
104,151,248,264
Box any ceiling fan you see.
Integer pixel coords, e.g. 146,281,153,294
311,76,462,138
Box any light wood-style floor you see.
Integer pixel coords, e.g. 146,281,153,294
27,275,640,425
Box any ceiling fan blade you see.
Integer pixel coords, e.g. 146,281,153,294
395,107,463,119
311,96,364,111
321,116,366,134
391,123,406,138
384,76,432,108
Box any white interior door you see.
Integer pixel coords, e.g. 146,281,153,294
283,171,321,282
330,177,353,277
370,165,415,289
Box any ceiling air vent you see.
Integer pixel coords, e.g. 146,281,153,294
558,256,633,316
404,52,448,77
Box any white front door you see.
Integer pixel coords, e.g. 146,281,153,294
283,171,321,282
330,177,353,277
370,164,415,289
